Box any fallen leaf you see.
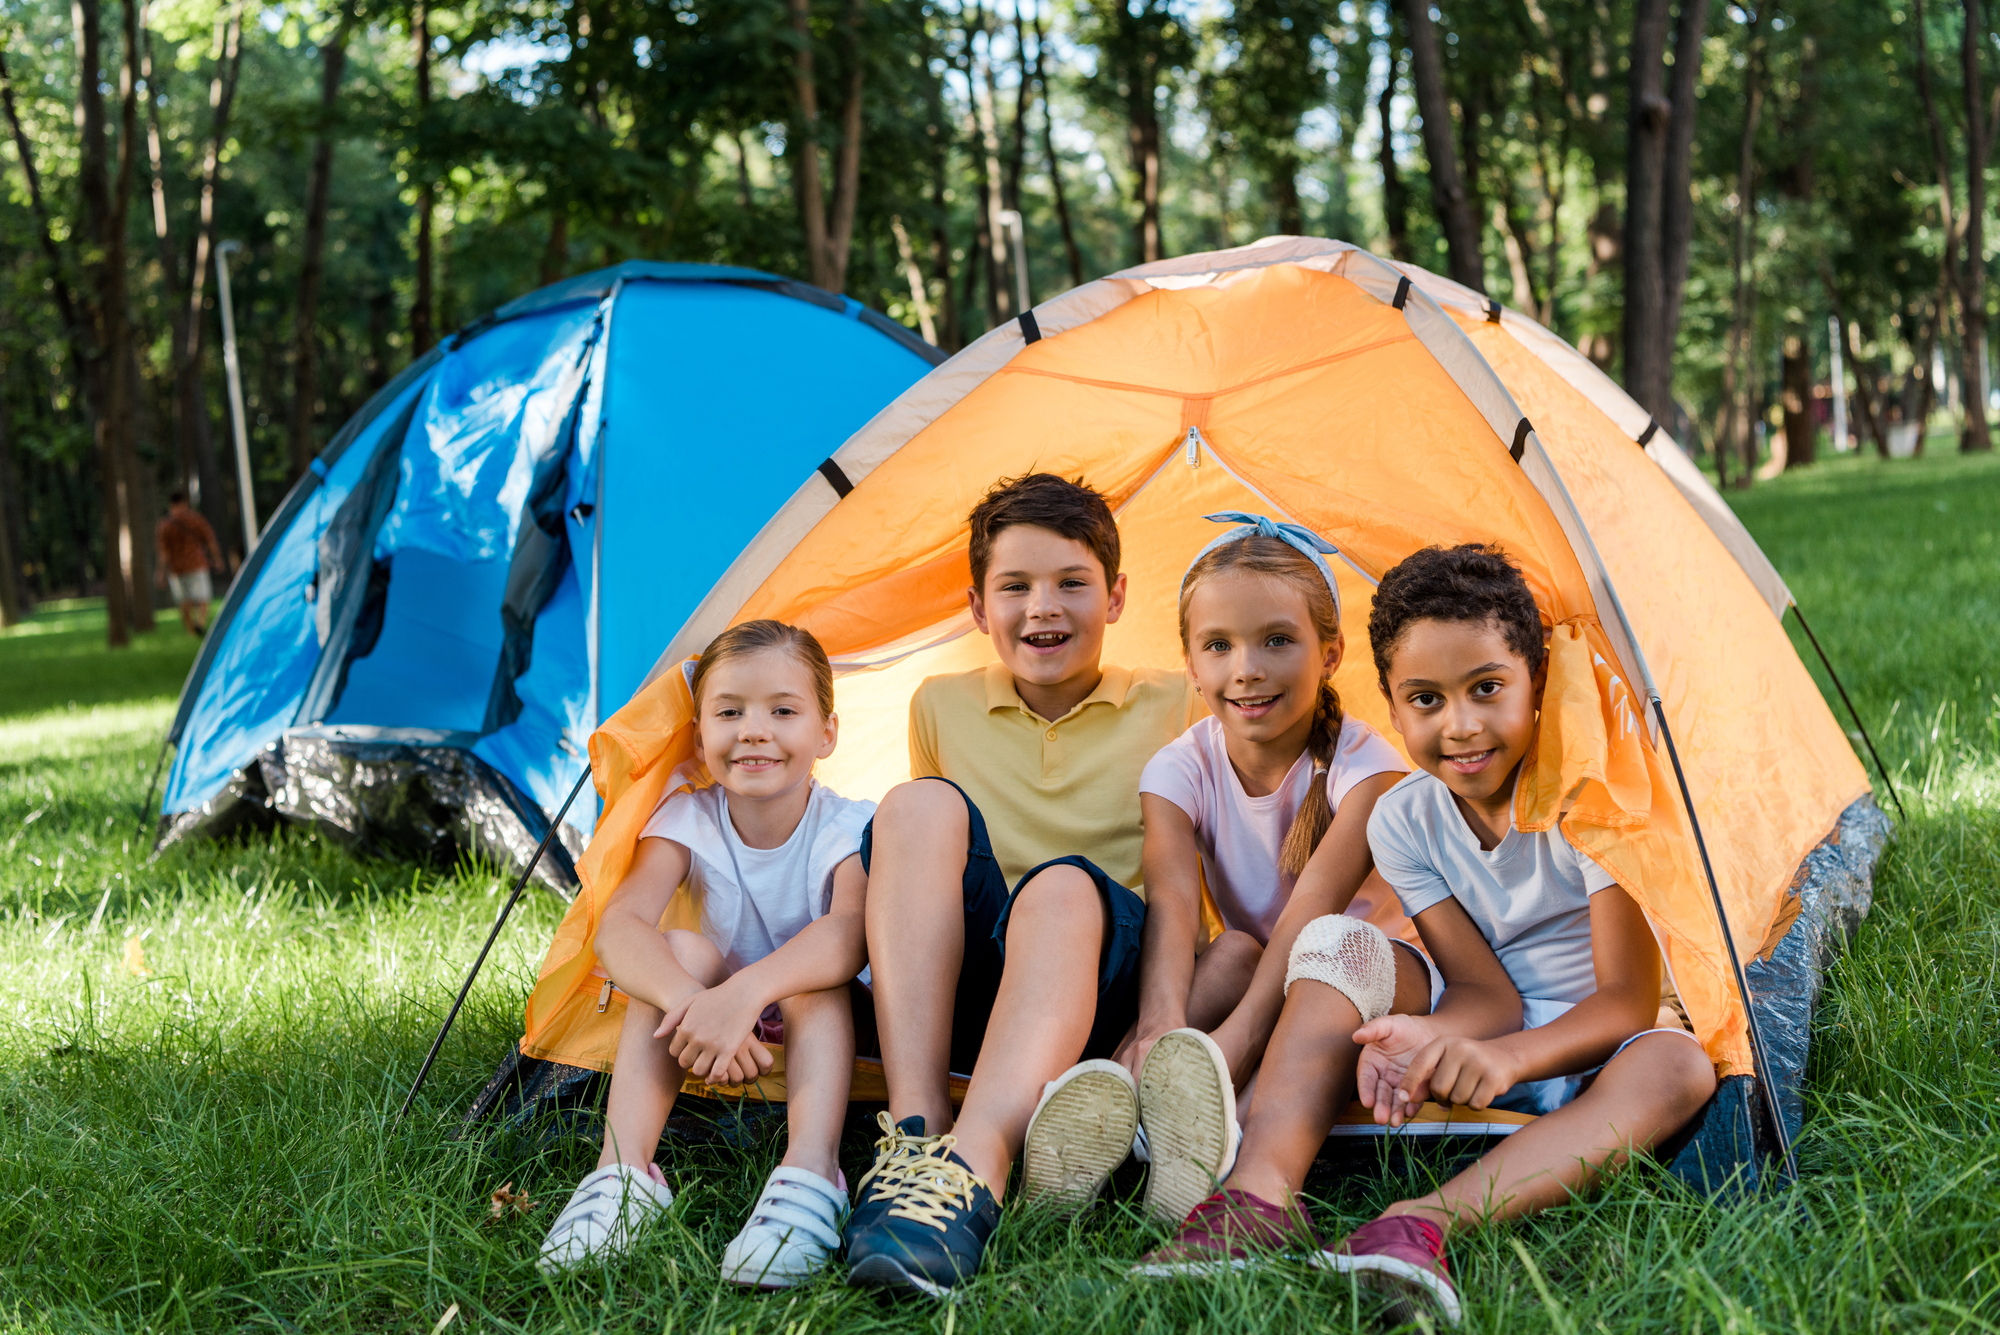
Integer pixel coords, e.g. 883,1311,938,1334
123,937,153,977
488,1182,536,1220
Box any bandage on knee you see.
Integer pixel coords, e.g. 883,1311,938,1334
1284,915,1396,1022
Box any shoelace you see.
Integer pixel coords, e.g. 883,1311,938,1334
855,1111,986,1233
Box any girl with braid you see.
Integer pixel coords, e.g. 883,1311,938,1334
1112,514,1440,1238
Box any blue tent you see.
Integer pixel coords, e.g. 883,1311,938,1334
156,263,942,890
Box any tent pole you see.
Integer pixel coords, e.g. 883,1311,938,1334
1650,696,1799,1185
1786,601,1908,824
396,766,592,1124
135,738,171,840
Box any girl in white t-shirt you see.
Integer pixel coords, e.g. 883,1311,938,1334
1122,513,1437,1235
538,620,874,1289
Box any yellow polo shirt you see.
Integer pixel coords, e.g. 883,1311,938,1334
908,663,1201,897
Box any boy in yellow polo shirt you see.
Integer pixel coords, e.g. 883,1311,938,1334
843,473,1198,1296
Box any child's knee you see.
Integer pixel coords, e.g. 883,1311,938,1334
778,985,852,1022
1009,863,1105,933
1205,928,1263,974
1285,916,1397,1023
874,779,970,842
664,928,728,985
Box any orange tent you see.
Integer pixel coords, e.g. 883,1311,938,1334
508,238,1871,1147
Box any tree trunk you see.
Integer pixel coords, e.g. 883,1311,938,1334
822,0,865,293
1845,321,1889,457
1126,33,1163,264
1658,0,1710,364
541,213,569,286
177,1,240,558
1914,0,1968,451
0,393,21,627
1622,0,1672,422
1376,53,1411,263
1962,0,1993,450
1400,0,1482,291
119,1,155,631
1032,4,1085,289
286,0,356,480
411,0,435,356
1780,328,1816,469
921,29,960,349
972,6,1013,318
1718,11,1763,491
1271,150,1303,236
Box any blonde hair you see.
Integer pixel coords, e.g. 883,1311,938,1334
689,619,836,720
1179,535,1344,877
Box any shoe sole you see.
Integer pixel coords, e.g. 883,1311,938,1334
1020,1062,1139,1214
1130,1254,1279,1280
1315,1251,1464,1326
1138,1031,1236,1226
847,1251,956,1299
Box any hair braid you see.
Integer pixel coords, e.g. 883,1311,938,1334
1278,677,1344,878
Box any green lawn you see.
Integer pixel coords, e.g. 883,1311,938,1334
1,455,1996,1333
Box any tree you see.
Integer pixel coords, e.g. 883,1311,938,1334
1077,0,1189,264
787,0,868,293
1400,0,1482,289
287,0,358,479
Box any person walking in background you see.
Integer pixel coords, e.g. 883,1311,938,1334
155,491,222,638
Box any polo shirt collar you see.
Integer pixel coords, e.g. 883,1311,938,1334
983,662,1134,720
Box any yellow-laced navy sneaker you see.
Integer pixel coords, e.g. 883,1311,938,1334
843,1113,1000,1297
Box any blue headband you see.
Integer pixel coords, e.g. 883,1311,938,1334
1181,511,1343,619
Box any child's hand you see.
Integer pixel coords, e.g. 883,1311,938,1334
1353,1014,1441,1126
716,1034,775,1087
1397,1035,1517,1118
660,980,764,1083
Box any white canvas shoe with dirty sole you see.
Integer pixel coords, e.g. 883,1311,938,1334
1019,1059,1140,1213
1137,1028,1240,1226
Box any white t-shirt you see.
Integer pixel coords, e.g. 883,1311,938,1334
1367,770,1618,1004
638,779,874,972
1138,714,1408,944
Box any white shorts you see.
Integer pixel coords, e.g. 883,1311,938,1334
1490,996,1703,1116
167,569,213,605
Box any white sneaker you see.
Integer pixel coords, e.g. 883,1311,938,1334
1019,1058,1140,1213
536,1164,675,1274
1138,1029,1241,1225
719,1165,848,1288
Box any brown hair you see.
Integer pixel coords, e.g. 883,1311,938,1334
967,472,1121,591
1179,535,1345,877
688,619,836,719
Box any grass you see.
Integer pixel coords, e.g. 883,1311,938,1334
1,454,1997,1333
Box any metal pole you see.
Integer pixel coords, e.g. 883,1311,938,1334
1651,696,1799,1184
996,208,1030,314
214,240,259,554
1788,601,1909,823
397,766,592,1123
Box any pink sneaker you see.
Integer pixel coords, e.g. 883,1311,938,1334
1318,1216,1462,1325
1131,1189,1320,1278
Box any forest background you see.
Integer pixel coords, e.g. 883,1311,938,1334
1,0,1993,645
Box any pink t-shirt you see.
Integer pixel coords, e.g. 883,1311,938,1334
1139,714,1408,944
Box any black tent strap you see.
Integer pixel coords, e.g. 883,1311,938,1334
1788,602,1908,823
1392,275,1412,309
396,766,593,1123
1486,298,1503,323
818,458,855,499
1510,418,1533,463
1651,695,1799,1184
1017,310,1042,344
1638,418,1660,447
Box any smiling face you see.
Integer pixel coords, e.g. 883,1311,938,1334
1380,616,1542,812
692,647,838,803
1183,570,1338,751
968,523,1127,716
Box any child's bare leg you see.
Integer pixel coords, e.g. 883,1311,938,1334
1187,930,1262,1032
597,929,728,1171
1380,1031,1717,1233
1224,947,1432,1208
950,863,1107,1197
863,780,971,1136
775,985,855,1184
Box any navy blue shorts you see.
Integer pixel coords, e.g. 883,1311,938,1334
858,777,1147,1076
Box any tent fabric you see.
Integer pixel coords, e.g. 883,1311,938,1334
158,264,942,865
515,236,1870,1089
